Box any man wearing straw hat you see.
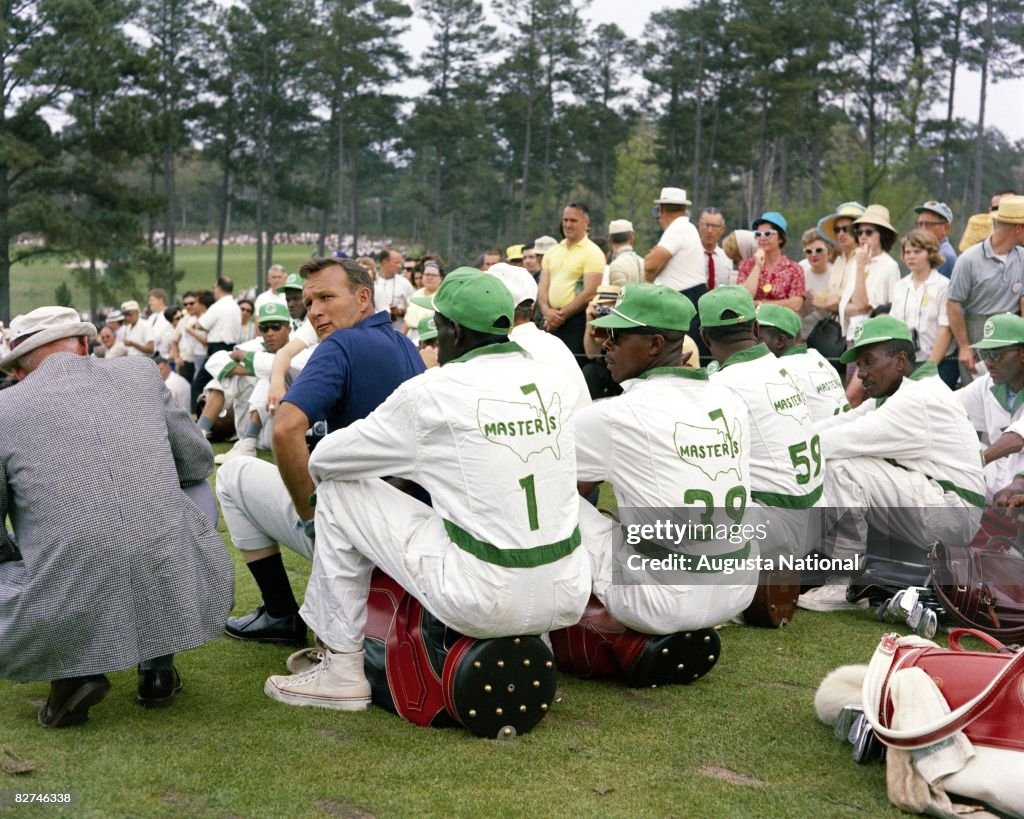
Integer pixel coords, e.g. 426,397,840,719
0,307,232,727
947,195,1024,384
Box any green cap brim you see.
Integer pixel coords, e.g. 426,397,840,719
410,296,435,309
972,337,1023,350
590,311,646,329
839,336,900,364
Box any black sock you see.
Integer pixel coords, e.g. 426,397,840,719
246,554,299,617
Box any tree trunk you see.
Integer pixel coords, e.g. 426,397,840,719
216,161,230,278
691,35,704,200
350,153,359,257
0,165,10,323
941,0,964,198
335,91,345,253
972,0,992,214
164,148,176,270
88,258,98,322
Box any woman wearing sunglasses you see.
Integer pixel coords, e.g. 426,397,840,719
237,298,257,343
841,204,900,344
798,228,837,339
736,211,805,311
816,202,866,334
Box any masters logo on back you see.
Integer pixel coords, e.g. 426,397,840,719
477,382,563,463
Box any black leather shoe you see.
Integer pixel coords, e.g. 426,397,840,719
225,604,307,646
38,675,111,728
137,667,183,708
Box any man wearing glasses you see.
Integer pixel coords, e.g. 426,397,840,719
560,283,754,685
956,314,1024,502
947,195,1024,384
913,201,957,278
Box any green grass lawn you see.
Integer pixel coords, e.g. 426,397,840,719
10,245,322,317
0,449,904,818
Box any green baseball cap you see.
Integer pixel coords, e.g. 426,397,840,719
276,273,304,293
257,302,291,326
971,313,1024,349
590,282,695,332
698,285,755,327
755,304,801,338
417,317,438,343
428,267,513,335
839,315,913,363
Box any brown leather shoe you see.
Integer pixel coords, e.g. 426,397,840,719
38,675,111,728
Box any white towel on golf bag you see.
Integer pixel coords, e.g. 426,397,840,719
863,635,1023,818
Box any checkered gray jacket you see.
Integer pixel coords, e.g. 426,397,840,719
0,353,233,681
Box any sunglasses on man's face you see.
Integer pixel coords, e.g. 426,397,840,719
855,228,877,238
977,346,1022,363
753,230,776,239
607,327,663,345
804,247,826,255
835,225,854,235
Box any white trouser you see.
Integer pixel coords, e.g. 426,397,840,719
215,457,314,559
578,501,757,633
203,371,257,436
300,478,591,653
822,457,981,560
749,500,822,561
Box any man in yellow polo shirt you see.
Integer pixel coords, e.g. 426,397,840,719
537,202,606,361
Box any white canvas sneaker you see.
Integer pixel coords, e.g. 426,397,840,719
214,437,257,465
796,576,869,612
264,649,371,711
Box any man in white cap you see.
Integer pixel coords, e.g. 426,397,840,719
606,219,643,286
645,187,706,355
485,262,590,412
263,268,590,712
0,307,232,727
524,235,557,283
913,200,957,278
121,299,155,356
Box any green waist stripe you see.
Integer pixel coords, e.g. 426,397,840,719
934,479,985,509
444,519,581,568
751,484,823,509
630,533,751,573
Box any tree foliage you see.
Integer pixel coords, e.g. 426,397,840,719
2,0,1022,321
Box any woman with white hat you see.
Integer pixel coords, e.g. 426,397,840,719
840,204,900,344
816,201,866,323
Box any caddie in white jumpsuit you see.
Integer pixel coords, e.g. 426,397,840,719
699,287,825,564
200,301,292,448
953,313,1024,502
801,315,985,609
264,268,591,711
577,283,757,633
754,303,849,421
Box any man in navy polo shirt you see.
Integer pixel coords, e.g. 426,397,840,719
217,258,424,645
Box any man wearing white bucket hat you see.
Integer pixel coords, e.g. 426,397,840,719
0,306,232,728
